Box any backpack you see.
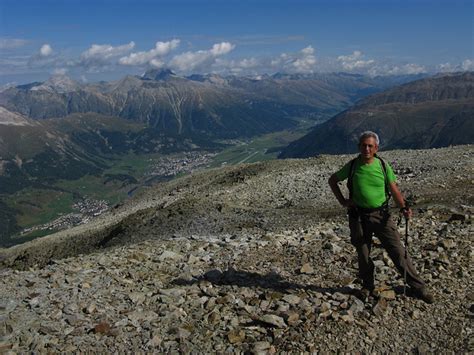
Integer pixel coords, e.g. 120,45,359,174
347,154,391,204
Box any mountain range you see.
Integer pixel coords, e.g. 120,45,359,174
1,70,469,245
0,70,424,192
0,70,424,137
279,72,474,157
0,70,414,191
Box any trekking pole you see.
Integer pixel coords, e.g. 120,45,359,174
402,198,411,297
404,215,408,297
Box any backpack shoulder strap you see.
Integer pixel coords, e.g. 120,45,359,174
375,154,391,201
347,156,358,199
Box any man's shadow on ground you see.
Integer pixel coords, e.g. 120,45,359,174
172,268,418,300
172,267,358,296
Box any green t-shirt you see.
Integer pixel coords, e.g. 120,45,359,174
335,156,396,209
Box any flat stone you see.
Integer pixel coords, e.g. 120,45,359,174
379,290,396,300
227,329,245,343
341,312,355,323
158,250,183,261
321,302,331,312
253,341,271,350
283,294,301,305
160,288,186,298
129,292,146,305
259,314,287,328
287,312,300,326
299,263,314,274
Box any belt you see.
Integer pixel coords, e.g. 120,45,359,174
354,203,389,214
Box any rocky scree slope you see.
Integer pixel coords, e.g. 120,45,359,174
0,145,472,353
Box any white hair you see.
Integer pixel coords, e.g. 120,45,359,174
359,131,380,145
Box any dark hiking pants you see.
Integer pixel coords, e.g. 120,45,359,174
348,207,425,291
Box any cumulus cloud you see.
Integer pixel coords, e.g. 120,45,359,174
438,59,474,73
40,44,53,57
337,51,375,71
386,63,426,75
462,59,474,71
212,45,317,75
269,46,317,73
149,58,165,68
213,57,262,74
237,57,260,69
81,41,135,62
28,44,58,68
365,63,426,77
291,46,316,72
76,41,135,71
169,42,235,72
119,39,180,66
210,42,235,56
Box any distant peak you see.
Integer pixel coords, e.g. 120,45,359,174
31,74,80,93
142,68,178,81
187,73,228,85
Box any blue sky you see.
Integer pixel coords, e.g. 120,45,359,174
0,0,472,84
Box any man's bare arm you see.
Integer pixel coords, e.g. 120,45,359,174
328,174,354,208
389,181,412,218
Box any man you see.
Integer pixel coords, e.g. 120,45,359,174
328,131,434,303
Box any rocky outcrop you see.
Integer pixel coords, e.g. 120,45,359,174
0,145,472,352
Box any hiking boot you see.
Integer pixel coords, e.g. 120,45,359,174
356,286,375,301
412,288,435,304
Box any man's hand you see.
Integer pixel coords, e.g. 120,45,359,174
401,207,413,220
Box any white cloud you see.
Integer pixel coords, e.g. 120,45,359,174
73,41,135,72
81,42,135,62
337,51,375,71
119,39,180,66
269,46,317,73
28,45,58,68
212,45,317,75
291,46,316,72
40,44,53,57
462,59,474,71
150,58,165,68
212,57,262,75
210,42,235,56
301,46,314,56
366,63,426,76
437,59,474,73
0,38,29,49
169,42,235,72
237,57,260,69
386,63,426,75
